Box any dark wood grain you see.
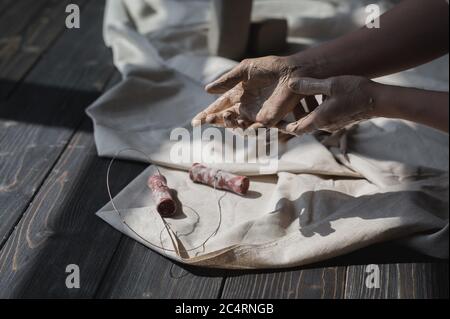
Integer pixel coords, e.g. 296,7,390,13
0,0,47,40
0,69,225,298
0,0,113,247
0,0,448,300
0,0,88,99
0,118,146,298
345,262,449,299
221,267,346,299
0,0,224,300
0,0,15,17
95,239,224,299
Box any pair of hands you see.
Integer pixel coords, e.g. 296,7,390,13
191,56,377,134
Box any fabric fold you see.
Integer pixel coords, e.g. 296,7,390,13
88,0,449,268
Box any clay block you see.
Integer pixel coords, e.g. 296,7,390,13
247,18,288,56
208,0,253,60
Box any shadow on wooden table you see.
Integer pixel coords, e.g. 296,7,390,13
172,241,448,278
0,79,102,131
0,78,447,298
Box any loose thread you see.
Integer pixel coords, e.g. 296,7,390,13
106,148,225,258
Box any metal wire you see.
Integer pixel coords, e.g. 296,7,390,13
105,148,225,257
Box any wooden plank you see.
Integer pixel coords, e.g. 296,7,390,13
0,118,147,298
0,0,113,247
95,238,225,299
0,0,48,41
221,267,346,299
0,0,14,10
0,0,223,299
0,0,50,89
0,64,223,298
0,0,88,100
0,0,15,17
345,262,449,299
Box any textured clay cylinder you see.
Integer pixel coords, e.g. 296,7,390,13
189,163,249,195
147,173,176,217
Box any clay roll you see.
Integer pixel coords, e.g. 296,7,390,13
189,163,250,195
147,173,177,217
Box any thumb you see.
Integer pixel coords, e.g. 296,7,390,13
285,110,321,135
205,63,247,94
288,77,333,96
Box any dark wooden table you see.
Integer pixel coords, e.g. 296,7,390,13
0,0,448,299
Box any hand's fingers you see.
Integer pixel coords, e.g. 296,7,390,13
255,82,299,127
205,104,240,127
284,115,318,135
191,112,209,127
291,95,317,121
247,122,265,130
284,101,333,135
223,107,239,128
191,92,234,127
205,113,223,126
243,122,265,136
275,120,292,133
288,77,333,96
205,63,247,94
237,118,251,129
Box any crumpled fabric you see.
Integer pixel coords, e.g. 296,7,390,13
87,0,449,268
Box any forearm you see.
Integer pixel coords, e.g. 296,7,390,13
286,0,449,79
370,82,449,132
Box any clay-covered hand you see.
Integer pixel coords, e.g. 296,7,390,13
191,56,318,129
284,75,378,134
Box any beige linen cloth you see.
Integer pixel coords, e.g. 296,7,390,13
87,0,449,269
